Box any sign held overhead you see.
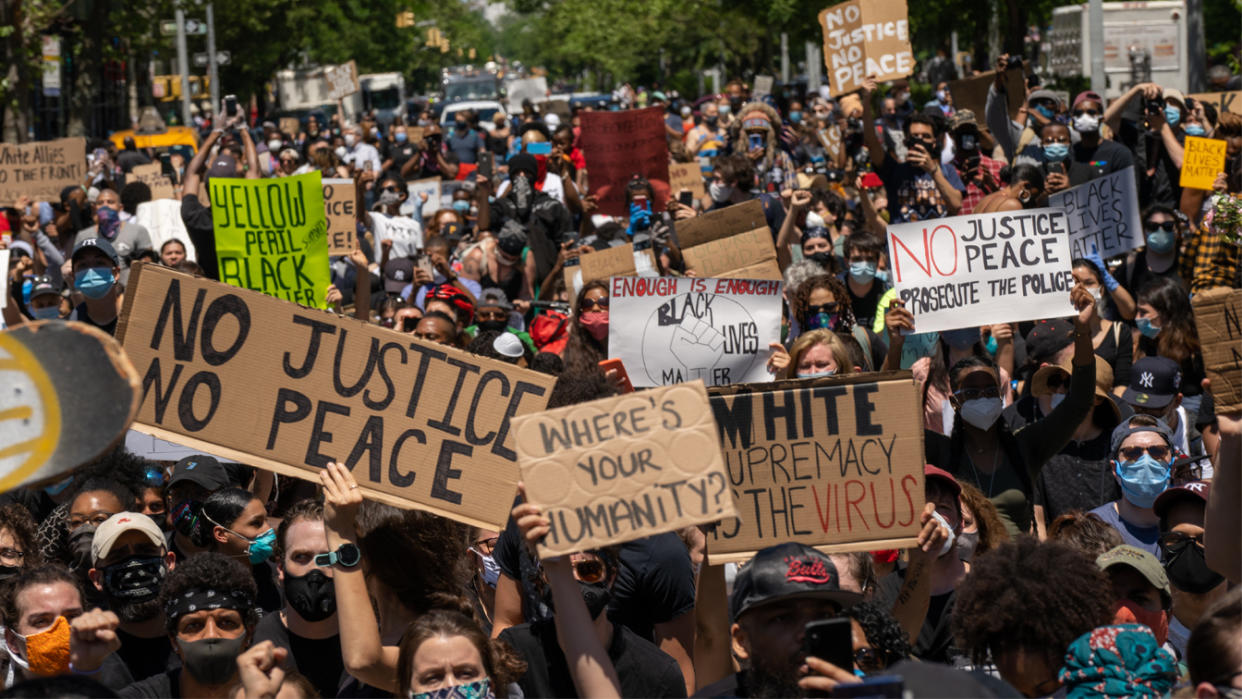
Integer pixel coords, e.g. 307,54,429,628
819,0,914,96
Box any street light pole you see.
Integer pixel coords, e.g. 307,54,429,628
175,3,192,126
206,1,220,115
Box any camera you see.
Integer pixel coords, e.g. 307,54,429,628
958,132,979,154
1006,55,1023,70
1145,97,1164,115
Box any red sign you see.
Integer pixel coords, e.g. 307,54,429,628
579,107,670,217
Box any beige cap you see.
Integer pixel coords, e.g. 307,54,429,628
91,512,165,564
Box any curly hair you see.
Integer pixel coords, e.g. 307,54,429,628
958,482,1009,557
355,502,472,616
1,565,80,628
159,552,258,635
845,601,913,670
274,499,324,566
952,536,1112,668
784,260,828,299
0,504,41,567
792,274,855,330
1047,510,1124,558
397,609,527,697
561,280,609,380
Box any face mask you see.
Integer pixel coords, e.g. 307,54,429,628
245,528,276,564
718,104,732,116
1089,286,1103,302
452,199,470,214
956,530,979,562
1111,600,1168,646
930,511,956,558
343,134,356,147
31,306,60,320
705,116,719,128
478,319,507,333
284,569,336,622
1114,453,1171,509
179,635,246,686
395,131,409,143
267,139,282,152
1043,143,1070,162
75,267,115,300
1034,104,1056,120
941,327,978,350
1164,106,1181,126
805,211,826,228
807,251,834,269
798,369,836,379
68,524,97,573
984,334,998,356
709,182,733,203
960,397,1003,430
789,111,803,124
102,556,167,603
580,581,611,619
96,206,120,240
511,175,534,215
1136,317,1162,339
412,678,495,699
579,313,609,342
7,615,71,677
1073,114,1100,133
805,304,839,331
1184,124,1205,137
334,146,347,159
0,565,18,582
1146,229,1176,254
849,261,877,284
935,90,947,102
472,549,501,588
1163,542,1225,594
377,189,401,207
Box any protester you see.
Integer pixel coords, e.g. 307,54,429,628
1122,356,1208,462
1153,481,1228,658
0,505,40,581
1185,588,1242,698
1096,544,1174,647
1087,414,1177,557
193,487,282,613
1133,277,1213,427
72,188,152,286
158,239,187,268
1048,510,1125,557
66,238,122,335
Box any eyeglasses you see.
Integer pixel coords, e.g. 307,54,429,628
580,297,609,311
571,558,607,584
0,548,25,564
68,513,115,531
280,158,297,165
1073,108,1101,117
1159,531,1204,555
473,537,498,555
1118,444,1171,462
953,387,1000,401
853,646,891,673
1144,221,1176,233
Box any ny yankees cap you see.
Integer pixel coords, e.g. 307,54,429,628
730,542,862,620
1122,356,1180,409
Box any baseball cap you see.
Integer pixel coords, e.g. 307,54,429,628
924,464,961,498
7,240,33,259
383,258,414,295
91,512,165,564
1123,357,1181,409
730,542,862,620
27,275,62,301
1110,414,1177,457
476,287,513,312
1152,480,1210,520
1028,89,1061,108
207,153,238,179
168,455,231,492
1161,88,1187,110
1096,545,1172,609
1073,90,1104,109
1024,319,1075,364
497,221,527,256
71,237,120,266
948,109,978,131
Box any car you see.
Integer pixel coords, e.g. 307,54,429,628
439,100,506,133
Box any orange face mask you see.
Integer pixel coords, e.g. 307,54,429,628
8,615,71,677
1112,600,1169,646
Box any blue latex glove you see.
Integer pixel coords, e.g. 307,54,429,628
627,200,652,237
1087,245,1119,292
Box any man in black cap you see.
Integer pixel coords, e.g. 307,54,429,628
164,455,233,561
179,116,260,281
488,153,572,289
1153,481,1228,657
67,237,122,335
24,274,63,322
1123,356,1206,464
383,257,414,300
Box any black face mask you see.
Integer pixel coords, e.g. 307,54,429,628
179,636,246,686
704,116,719,129
477,319,508,333
729,97,744,112
807,251,834,269
1164,543,1225,595
580,581,611,619
284,569,337,622
102,556,167,603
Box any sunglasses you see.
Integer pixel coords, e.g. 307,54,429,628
853,646,892,673
1144,221,1176,233
476,310,508,321
1118,444,1171,462
807,302,839,315
1073,108,1101,117
580,297,610,311
572,558,607,584
382,185,400,194
953,386,1000,401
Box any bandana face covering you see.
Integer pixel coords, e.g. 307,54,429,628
96,206,120,240
7,616,71,677
411,677,495,699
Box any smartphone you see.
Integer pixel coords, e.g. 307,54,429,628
748,133,764,150
415,253,435,277
526,141,552,156
224,94,239,117
803,618,854,676
363,160,373,172
678,189,694,207
598,359,634,393
479,151,494,179
831,676,904,698
402,316,418,333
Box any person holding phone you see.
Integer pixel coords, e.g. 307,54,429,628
947,111,1003,215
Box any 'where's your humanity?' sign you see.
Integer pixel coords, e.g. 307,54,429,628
609,276,782,388
819,0,914,97
705,373,925,564
513,381,736,558
1047,166,1142,259
886,208,1076,334
209,172,330,309
115,262,557,530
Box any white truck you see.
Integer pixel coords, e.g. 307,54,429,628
1045,0,1189,99
361,73,406,126
275,66,363,122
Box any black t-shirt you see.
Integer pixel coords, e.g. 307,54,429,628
70,302,118,336
1067,138,1135,187
389,142,419,178
181,194,218,280
500,619,686,698
875,567,961,664
119,667,179,698
252,613,345,699
253,560,282,614
847,280,887,330
1118,121,1184,208
1119,249,1187,299
115,628,177,684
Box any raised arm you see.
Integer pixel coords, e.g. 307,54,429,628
776,190,811,271
858,76,886,170
350,249,370,321
182,130,224,199
241,126,260,179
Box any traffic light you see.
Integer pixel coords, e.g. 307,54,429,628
395,11,414,28
425,27,441,46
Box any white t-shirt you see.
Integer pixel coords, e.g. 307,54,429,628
345,143,382,173
496,173,565,206
370,212,423,258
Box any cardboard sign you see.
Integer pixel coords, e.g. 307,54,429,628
1048,166,1142,259
135,199,197,263
819,0,914,97
0,251,7,310
279,117,301,138
818,126,845,168
753,75,775,99
209,172,330,309
323,178,357,255
886,208,1076,334
949,69,1026,122
0,321,140,491
513,381,735,557
506,77,548,113
0,138,86,206
115,262,556,529
1181,136,1227,191
1192,287,1242,413
609,277,782,387
563,243,658,299
324,60,359,100
127,163,176,200
669,161,706,204
675,200,781,280
402,177,441,219
1187,91,1242,116
580,107,670,216
705,373,925,564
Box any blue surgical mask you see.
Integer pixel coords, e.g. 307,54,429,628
395,132,408,143
1147,229,1176,254
31,306,61,321
789,111,803,124
1115,453,1171,508
452,199,470,214
874,268,888,283
1164,106,1181,127
1034,104,1055,120
984,334,998,356
245,528,276,565
74,267,115,299
848,261,877,284
798,369,836,379
1136,317,1162,339
1043,143,1070,162
1184,124,1205,137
